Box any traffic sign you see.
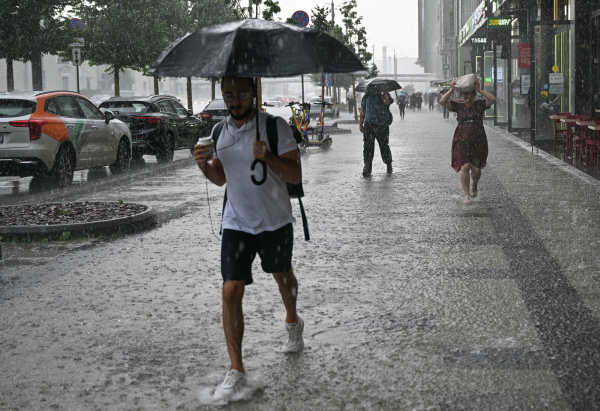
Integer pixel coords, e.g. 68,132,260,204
72,48,82,66
292,10,309,27
69,18,83,29
70,37,84,48
324,73,331,87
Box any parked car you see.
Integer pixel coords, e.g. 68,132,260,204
197,99,229,131
0,91,131,188
99,95,210,162
285,96,298,105
309,96,340,119
90,94,111,106
266,95,285,107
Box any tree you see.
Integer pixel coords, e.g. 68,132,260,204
189,0,241,101
0,0,79,91
77,0,189,96
310,5,331,33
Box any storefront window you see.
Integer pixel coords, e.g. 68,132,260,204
484,51,494,118
510,38,530,129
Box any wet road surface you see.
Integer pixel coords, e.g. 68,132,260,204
1,107,600,410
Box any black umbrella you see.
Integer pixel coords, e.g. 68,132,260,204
355,77,402,94
148,19,366,78
149,19,366,142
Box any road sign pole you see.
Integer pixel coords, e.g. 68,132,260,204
76,65,80,93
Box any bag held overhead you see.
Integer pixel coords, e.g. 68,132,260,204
453,73,477,94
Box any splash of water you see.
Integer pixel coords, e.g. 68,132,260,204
197,370,267,406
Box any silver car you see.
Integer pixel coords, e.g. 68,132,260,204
0,91,131,188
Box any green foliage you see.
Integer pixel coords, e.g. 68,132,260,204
59,232,71,241
190,0,238,29
310,5,331,33
366,63,379,80
0,0,79,63
118,199,123,204
77,0,189,76
285,17,299,25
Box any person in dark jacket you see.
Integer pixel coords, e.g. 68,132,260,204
359,91,394,176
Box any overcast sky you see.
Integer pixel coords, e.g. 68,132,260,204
277,0,419,60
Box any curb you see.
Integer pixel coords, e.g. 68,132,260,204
335,119,360,124
0,203,157,241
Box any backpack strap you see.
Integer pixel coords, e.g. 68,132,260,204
265,114,309,241
211,120,227,235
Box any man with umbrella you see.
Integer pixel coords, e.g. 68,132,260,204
357,78,398,176
150,19,366,401
195,76,303,399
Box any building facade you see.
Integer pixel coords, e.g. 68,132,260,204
437,0,600,142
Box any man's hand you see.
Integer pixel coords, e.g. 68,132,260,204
194,144,213,170
253,140,272,161
359,123,364,133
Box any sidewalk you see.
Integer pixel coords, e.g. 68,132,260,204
1,108,599,410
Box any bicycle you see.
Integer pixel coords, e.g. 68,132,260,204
287,101,311,143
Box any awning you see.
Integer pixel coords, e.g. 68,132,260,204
430,79,452,87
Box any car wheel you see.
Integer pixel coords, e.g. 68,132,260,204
109,138,130,175
51,146,75,187
156,133,175,163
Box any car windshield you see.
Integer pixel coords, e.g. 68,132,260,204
99,101,151,114
205,100,227,110
0,99,36,118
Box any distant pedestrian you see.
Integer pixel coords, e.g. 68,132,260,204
439,78,496,204
428,93,435,110
359,91,394,176
348,94,354,114
194,76,304,401
396,93,406,119
440,90,450,120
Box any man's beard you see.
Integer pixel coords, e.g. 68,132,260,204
228,104,253,121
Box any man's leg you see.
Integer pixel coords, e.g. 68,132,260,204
363,124,376,175
273,269,298,323
222,280,245,372
375,127,393,168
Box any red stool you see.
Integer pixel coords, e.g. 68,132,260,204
585,119,600,167
563,115,578,158
573,116,591,163
553,113,567,152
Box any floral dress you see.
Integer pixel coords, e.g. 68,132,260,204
449,99,489,172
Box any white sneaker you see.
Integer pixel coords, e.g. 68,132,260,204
213,369,246,401
282,316,304,353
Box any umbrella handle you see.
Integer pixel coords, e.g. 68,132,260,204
254,79,260,141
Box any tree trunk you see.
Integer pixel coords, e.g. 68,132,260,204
187,77,193,110
114,68,120,97
6,56,14,92
211,79,215,100
154,77,159,95
31,52,43,91
321,73,325,102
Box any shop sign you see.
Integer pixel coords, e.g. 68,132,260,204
459,1,486,46
472,38,487,43
488,17,512,28
549,73,564,84
520,74,531,95
518,43,530,69
549,84,563,94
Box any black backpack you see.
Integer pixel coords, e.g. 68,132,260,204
212,114,309,241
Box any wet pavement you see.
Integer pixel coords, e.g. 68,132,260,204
2,107,600,410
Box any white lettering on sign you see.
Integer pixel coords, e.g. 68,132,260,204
549,73,564,84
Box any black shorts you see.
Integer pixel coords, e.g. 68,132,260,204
221,223,293,285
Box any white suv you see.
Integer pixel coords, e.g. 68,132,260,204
0,91,131,188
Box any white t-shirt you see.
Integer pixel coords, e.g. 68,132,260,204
212,112,298,234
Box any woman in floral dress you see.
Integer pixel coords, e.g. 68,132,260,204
439,78,496,204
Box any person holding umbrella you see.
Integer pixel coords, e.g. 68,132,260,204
356,78,400,176
439,77,496,204
194,76,303,399
150,18,366,401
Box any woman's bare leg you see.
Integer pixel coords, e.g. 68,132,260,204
471,166,482,194
460,163,472,197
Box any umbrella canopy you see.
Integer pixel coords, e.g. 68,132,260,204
149,19,366,78
354,77,402,94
